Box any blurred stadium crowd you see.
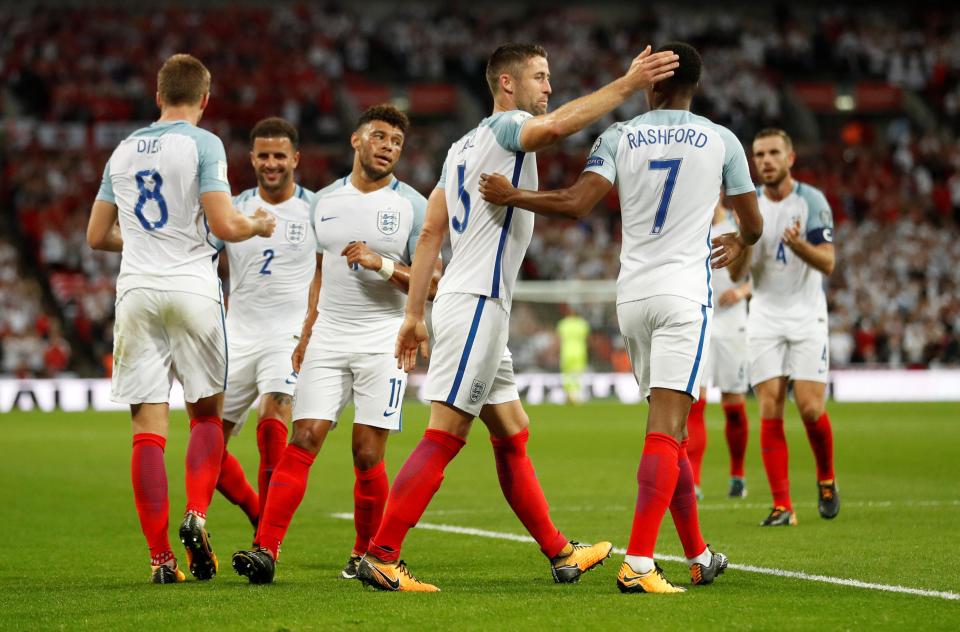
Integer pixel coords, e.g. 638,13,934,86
2,2,959,376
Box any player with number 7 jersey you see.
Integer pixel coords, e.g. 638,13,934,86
477,43,763,593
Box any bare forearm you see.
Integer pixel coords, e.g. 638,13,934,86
405,230,443,319
99,224,124,252
535,79,632,146
728,246,752,281
387,262,441,300
218,214,261,242
790,242,834,275
298,274,322,341
502,187,589,219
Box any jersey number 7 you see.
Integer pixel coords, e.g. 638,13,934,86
648,158,682,235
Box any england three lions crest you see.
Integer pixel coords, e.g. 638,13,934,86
285,221,308,244
377,210,400,235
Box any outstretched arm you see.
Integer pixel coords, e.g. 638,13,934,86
202,191,277,242
518,47,678,152
479,171,613,220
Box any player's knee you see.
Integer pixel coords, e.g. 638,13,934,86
799,402,823,425
352,445,383,471
290,423,324,453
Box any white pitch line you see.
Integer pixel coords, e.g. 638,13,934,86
329,513,960,601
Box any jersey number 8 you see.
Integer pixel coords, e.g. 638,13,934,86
133,168,169,230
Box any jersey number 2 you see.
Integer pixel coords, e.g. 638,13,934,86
451,162,471,234
649,159,681,235
259,249,274,275
134,169,169,230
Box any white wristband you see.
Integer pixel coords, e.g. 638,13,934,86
377,258,395,281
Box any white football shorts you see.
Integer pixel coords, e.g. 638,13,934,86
617,295,713,400
292,347,407,431
704,335,749,394
221,334,299,432
748,327,829,386
421,292,520,417
111,289,226,405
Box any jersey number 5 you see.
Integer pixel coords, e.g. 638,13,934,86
134,169,169,230
648,158,682,235
451,162,470,234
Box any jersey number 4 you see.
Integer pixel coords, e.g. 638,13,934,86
134,169,169,230
648,159,682,235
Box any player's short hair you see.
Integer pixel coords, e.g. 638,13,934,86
357,104,410,136
655,42,702,91
485,43,548,96
754,128,794,151
250,117,300,149
157,54,211,106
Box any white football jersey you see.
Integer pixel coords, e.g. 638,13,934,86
96,120,231,302
435,110,537,310
219,185,316,342
749,180,833,335
310,176,427,353
711,211,748,338
584,110,754,307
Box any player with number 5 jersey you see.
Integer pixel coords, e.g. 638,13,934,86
478,42,763,593
232,105,440,586
87,54,276,585
358,43,681,593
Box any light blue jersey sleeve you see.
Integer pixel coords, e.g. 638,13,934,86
718,127,754,196
96,160,115,204
486,110,533,152
435,156,449,190
395,182,428,265
582,124,623,184
798,183,834,244
194,130,231,195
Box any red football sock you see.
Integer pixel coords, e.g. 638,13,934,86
255,444,316,560
669,441,707,559
216,449,259,524
803,412,835,481
185,416,224,518
132,433,173,565
491,429,568,558
723,402,749,478
256,417,288,519
626,432,681,558
761,418,791,510
686,397,707,485
353,461,389,555
368,429,465,562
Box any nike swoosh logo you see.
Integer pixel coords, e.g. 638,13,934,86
383,410,397,418
285,378,296,385
320,216,337,222
370,564,400,590
620,572,644,583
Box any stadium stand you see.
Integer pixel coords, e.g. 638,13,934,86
1,3,958,375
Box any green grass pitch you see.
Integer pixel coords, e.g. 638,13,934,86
2,401,958,630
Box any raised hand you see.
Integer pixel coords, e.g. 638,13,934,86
394,314,430,372
252,208,277,237
622,45,680,91
782,218,803,250
341,241,382,271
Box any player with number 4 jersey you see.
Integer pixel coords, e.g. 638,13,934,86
358,43,680,593
208,118,316,534
87,54,276,584
232,105,440,585
478,42,763,593
749,128,839,527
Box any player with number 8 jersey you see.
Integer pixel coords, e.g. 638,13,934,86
87,54,276,584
